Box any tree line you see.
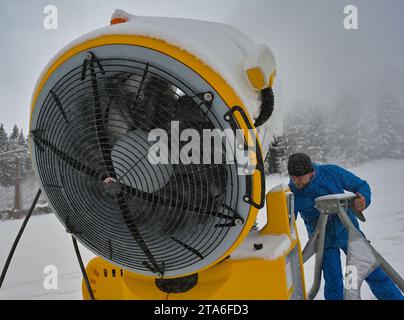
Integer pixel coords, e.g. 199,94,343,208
0,124,34,187
265,86,404,175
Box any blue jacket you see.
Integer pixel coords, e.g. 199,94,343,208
289,163,371,248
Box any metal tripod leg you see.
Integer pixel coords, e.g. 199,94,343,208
337,207,404,300
0,189,42,288
302,213,328,300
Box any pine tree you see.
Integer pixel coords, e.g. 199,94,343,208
277,135,289,173
267,136,280,174
374,87,404,159
18,129,26,147
267,135,288,174
0,125,33,187
8,125,19,151
10,125,19,141
283,79,404,167
0,124,7,152
284,103,330,163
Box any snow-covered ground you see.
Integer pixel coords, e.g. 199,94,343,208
0,178,45,212
1,159,403,300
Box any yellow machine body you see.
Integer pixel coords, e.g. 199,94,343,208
83,187,307,300
30,16,304,299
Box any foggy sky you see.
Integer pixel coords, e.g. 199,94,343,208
0,0,403,133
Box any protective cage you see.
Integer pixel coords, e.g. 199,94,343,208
29,41,265,278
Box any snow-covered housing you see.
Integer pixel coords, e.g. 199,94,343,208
33,9,282,157
29,10,289,281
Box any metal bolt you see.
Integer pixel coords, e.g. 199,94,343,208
225,115,231,121
234,218,243,226
244,196,250,202
85,52,93,61
203,92,213,102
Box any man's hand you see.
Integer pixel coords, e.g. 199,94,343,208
354,192,366,212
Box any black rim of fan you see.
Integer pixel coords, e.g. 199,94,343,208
30,53,260,276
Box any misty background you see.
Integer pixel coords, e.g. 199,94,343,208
0,0,404,212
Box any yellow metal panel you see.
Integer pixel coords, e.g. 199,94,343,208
82,257,168,300
169,258,289,300
261,190,291,236
246,68,277,90
82,257,124,300
251,169,262,208
246,67,266,90
84,255,292,300
269,70,277,88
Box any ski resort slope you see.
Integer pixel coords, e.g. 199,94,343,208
1,159,404,300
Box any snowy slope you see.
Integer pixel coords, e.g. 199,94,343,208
1,159,404,300
0,214,95,300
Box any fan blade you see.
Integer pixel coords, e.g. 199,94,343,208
88,56,116,178
122,184,234,221
171,237,204,259
31,131,100,179
115,192,164,275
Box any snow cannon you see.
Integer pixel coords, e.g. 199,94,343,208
28,10,306,300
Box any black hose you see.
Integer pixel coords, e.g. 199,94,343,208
0,189,42,288
254,87,275,128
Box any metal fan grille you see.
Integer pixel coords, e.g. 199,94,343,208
30,48,255,277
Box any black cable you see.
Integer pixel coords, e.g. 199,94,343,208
0,189,42,288
71,236,95,300
254,87,275,127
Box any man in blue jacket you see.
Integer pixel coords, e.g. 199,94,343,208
288,153,403,300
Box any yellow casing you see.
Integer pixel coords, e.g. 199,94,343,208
82,188,307,300
246,68,277,91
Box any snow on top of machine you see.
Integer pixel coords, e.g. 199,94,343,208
108,9,273,119
33,9,282,139
231,231,291,261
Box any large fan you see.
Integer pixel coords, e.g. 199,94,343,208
29,15,272,278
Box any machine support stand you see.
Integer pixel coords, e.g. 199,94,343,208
0,189,42,288
302,194,404,300
302,212,328,300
